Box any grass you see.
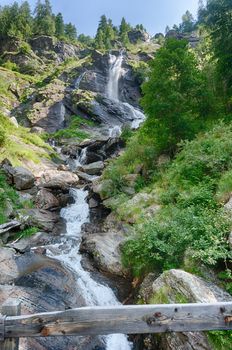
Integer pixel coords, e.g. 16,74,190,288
0,113,52,165
50,115,94,141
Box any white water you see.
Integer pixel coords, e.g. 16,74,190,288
106,53,145,129
74,72,86,89
109,125,122,138
47,188,132,350
107,53,124,101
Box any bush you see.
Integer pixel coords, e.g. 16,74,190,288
19,42,31,55
122,124,232,276
2,60,18,71
0,127,6,146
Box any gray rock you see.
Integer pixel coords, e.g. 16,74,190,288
22,209,59,232
13,166,35,190
92,179,114,200
150,269,232,350
40,170,79,190
35,188,59,210
82,161,104,175
128,29,150,44
8,231,50,253
81,228,127,277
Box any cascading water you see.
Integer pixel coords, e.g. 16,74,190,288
46,188,132,350
106,52,145,130
107,53,124,101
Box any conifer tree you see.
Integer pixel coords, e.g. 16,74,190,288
65,23,77,41
55,12,65,38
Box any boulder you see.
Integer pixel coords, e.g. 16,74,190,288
40,170,79,189
82,161,104,175
92,179,114,200
76,171,98,183
35,188,59,210
22,209,59,232
128,29,150,44
81,227,127,277
8,231,50,253
146,269,232,350
13,166,35,190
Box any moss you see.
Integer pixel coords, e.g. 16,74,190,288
148,287,169,304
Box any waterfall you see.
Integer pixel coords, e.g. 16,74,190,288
107,52,124,101
106,52,145,129
74,72,86,89
46,188,132,350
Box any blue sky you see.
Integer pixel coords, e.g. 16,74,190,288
1,0,200,36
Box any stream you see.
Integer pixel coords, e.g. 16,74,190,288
43,52,146,349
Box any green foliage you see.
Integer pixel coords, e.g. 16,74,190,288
0,1,78,43
15,226,38,240
207,331,232,350
0,113,52,165
121,124,232,276
2,60,18,71
141,38,214,155
0,171,20,223
51,115,92,141
203,0,232,96
19,42,31,54
0,126,6,146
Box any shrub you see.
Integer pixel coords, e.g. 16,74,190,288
0,127,6,146
2,60,18,71
19,42,31,55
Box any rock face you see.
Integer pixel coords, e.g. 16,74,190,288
13,166,35,190
141,269,232,350
0,247,102,350
128,29,150,44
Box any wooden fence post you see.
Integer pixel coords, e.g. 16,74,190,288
0,299,21,350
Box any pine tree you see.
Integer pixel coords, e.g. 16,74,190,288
119,17,130,46
34,0,55,36
65,23,77,41
55,12,64,38
95,28,105,50
180,10,195,33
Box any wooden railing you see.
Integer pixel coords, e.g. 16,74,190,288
0,299,232,349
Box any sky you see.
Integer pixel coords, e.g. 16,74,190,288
0,0,200,36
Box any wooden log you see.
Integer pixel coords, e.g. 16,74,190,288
2,302,232,338
0,299,21,350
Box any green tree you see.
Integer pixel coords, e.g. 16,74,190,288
203,0,232,96
64,22,77,41
55,12,64,38
180,10,195,33
34,0,55,36
95,28,105,50
141,39,212,155
119,17,131,46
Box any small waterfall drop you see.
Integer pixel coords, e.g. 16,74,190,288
107,52,124,101
106,52,145,129
46,188,132,350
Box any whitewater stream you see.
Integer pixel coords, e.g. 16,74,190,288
46,189,132,350
44,52,147,349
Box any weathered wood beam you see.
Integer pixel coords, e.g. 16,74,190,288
1,299,21,349
2,302,232,338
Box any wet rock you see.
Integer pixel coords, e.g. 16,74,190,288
35,188,59,210
76,171,97,183
13,166,35,190
40,170,79,190
82,161,104,175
